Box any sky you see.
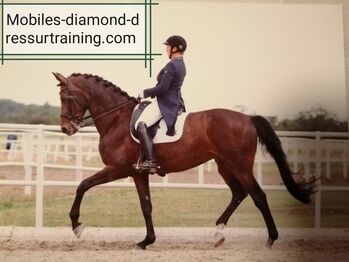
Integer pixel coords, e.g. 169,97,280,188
0,1,347,120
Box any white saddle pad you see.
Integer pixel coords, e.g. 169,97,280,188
131,113,188,144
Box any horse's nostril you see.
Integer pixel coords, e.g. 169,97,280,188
61,127,68,133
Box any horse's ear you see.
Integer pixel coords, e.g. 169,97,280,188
52,72,68,86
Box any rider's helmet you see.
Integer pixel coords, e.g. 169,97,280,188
164,35,187,53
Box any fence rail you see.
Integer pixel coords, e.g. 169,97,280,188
0,123,348,228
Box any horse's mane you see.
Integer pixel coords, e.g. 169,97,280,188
70,73,136,101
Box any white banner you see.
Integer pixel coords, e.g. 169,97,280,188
4,4,145,54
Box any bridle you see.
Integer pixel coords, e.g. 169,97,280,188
59,81,136,129
59,84,87,129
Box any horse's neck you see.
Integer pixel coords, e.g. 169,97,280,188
89,96,136,137
75,77,135,137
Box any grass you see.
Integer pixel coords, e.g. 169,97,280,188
0,187,348,228
0,195,35,226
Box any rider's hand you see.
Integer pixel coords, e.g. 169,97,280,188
137,93,144,103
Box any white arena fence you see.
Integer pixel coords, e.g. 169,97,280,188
0,123,348,228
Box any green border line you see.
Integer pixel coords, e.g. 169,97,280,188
144,0,147,69
4,53,161,56
1,1,160,75
1,0,4,65
3,58,154,61
149,0,152,77
4,2,159,6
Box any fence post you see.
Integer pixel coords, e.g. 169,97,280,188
35,125,45,228
23,131,33,195
256,145,263,185
325,146,330,179
207,160,212,173
162,175,169,183
198,164,204,184
314,131,321,228
76,133,83,181
294,141,299,172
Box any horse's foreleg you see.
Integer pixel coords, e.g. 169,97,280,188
69,166,126,237
133,174,156,250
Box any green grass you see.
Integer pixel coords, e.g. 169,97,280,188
0,195,35,226
0,188,348,228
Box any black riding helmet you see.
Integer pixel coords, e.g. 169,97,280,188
164,35,187,57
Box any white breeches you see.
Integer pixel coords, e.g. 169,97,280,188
135,98,163,129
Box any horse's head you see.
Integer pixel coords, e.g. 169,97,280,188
53,72,88,136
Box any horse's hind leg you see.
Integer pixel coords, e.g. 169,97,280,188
238,174,278,248
215,160,247,226
214,159,247,247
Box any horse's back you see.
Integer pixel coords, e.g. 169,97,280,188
185,108,257,152
188,108,254,131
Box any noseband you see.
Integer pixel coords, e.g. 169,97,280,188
59,81,135,129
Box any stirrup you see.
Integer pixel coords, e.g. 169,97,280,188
138,160,160,174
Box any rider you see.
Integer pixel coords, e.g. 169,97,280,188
135,35,187,174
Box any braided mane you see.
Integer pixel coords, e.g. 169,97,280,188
70,73,136,101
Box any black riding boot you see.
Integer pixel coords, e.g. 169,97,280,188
136,122,159,174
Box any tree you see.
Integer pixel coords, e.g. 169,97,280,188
276,106,347,132
0,99,60,124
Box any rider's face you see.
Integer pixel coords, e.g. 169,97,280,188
166,45,171,58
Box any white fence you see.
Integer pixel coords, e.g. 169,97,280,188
0,123,348,228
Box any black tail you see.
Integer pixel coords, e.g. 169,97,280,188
250,115,316,204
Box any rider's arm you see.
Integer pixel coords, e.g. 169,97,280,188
143,64,175,98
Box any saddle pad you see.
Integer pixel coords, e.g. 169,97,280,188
131,113,188,144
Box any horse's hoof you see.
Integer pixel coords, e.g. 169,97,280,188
73,224,85,239
266,237,274,248
213,231,225,248
135,243,146,250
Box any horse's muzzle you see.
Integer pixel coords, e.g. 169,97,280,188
61,126,68,134
61,125,75,136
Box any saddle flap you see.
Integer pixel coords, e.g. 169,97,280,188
130,101,160,139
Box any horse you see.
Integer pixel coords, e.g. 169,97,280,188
53,72,316,250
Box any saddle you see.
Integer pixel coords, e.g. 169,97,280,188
130,101,188,176
130,101,188,144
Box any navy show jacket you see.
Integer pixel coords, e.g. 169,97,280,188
143,56,186,135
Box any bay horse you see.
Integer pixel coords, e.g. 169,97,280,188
53,72,316,249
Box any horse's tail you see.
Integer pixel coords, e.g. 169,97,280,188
250,115,316,204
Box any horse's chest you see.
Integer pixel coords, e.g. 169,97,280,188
98,137,135,165
98,139,116,163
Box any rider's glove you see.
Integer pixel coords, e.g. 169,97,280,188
137,92,144,103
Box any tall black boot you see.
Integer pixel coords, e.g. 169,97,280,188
136,122,159,174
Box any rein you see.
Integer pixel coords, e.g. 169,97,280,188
79,99,135,128
60,82,136,129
